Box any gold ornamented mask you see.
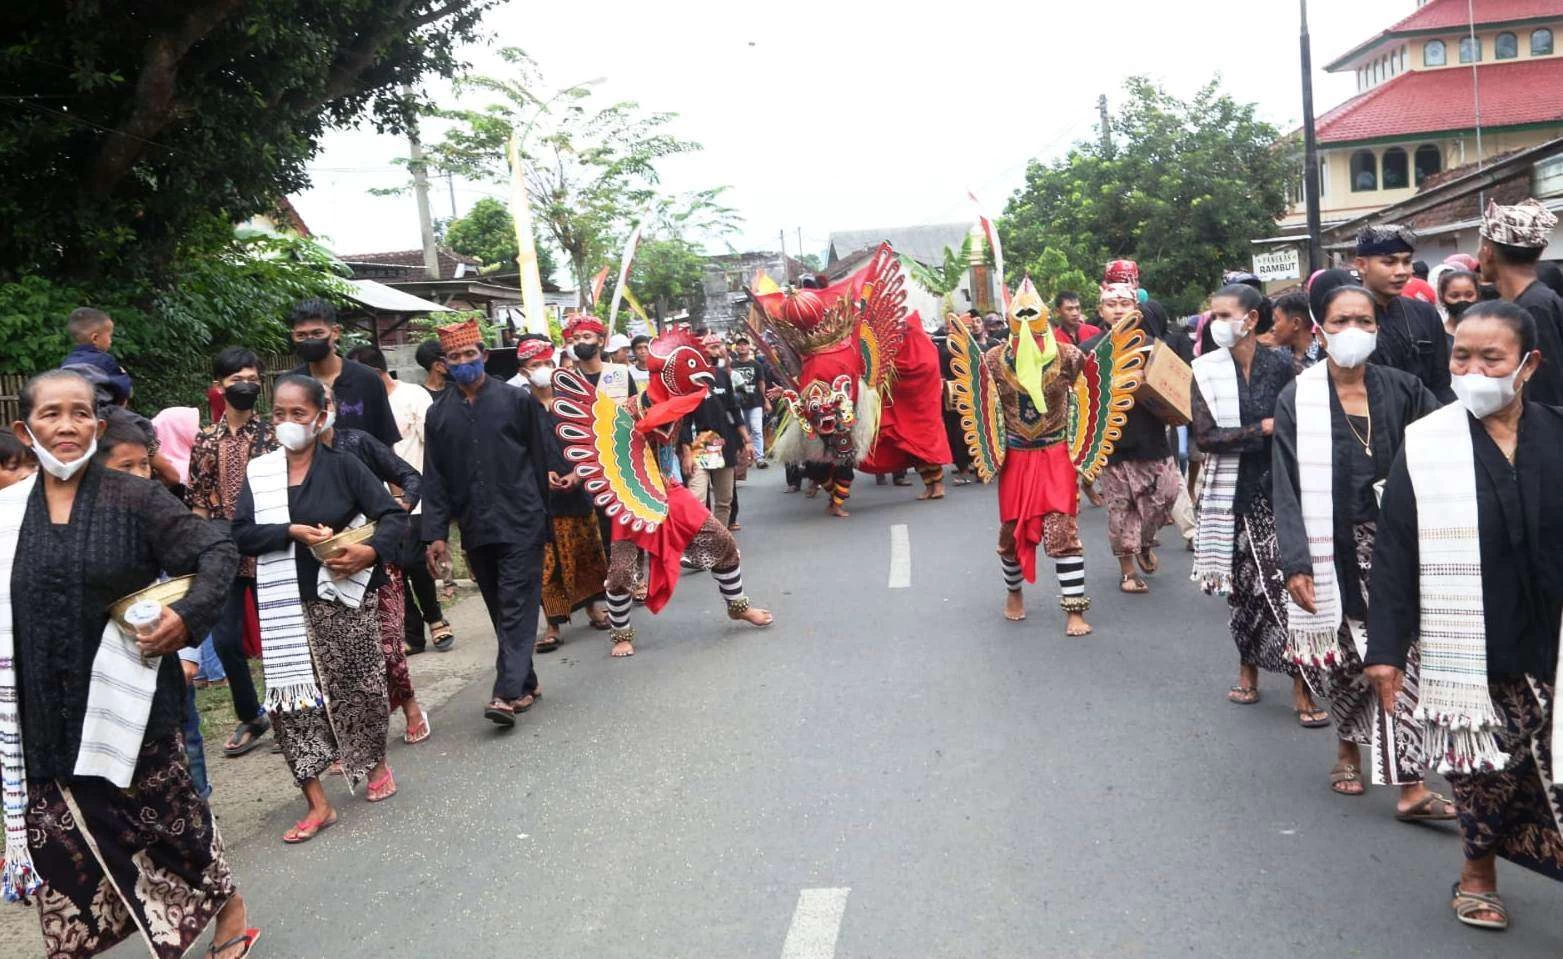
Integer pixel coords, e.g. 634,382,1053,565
1007,277,1052,336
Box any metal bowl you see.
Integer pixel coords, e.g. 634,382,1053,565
108,575,196,632
309,522,377,562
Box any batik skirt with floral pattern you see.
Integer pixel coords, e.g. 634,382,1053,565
1228,493,1296,676
25,734,236,959
542,514,608,624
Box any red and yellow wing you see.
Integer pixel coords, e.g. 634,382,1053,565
947,316,1005,483
550,368,668,532
855,243,908,394
1067,313,1149,482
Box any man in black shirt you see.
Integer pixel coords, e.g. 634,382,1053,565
286,298,401,446
681,334,751,528
727,333,770,467
422,319,559,727
1352,226,1454,401
415,338,451,399
1476,197,1563,406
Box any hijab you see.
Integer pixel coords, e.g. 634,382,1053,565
151,407,200,484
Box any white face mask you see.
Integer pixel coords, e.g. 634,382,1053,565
275,420,319,452
528,365,556,389
1210,318,1246,350
322,410,336,432
1450,356,1531,419
25,425,97,481
1322,327,1377,368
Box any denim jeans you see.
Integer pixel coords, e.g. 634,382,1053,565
195,634,226,683
183,683,211,800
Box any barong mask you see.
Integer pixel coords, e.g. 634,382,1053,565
645,328,716,403
783,375,856,437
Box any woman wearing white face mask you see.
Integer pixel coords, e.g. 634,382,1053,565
1364,301,1563,932
232,375,410,843
515,341,610,651
1271,285,1448,817
1192,284,1320,718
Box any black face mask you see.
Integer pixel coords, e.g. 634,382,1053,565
223,382,261,411
572,342,600,361
294,337,333,363
1445,300,1473,320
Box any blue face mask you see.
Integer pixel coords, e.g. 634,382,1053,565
448,358,485,385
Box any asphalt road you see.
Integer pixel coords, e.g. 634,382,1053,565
122,468,1561,958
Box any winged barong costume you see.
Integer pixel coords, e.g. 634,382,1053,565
947,278,1146,618
757,245,948,510
551,329,765,653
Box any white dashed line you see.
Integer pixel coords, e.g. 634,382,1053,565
888,524,911,589
781,887,851,959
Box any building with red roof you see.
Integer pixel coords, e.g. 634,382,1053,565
1278,0,1563,231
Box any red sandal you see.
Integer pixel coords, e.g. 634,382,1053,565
367,767,397,803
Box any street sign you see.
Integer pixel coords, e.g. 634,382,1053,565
1252,247,1301,283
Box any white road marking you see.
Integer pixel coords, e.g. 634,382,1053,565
781,887,851,959
888,524,911,589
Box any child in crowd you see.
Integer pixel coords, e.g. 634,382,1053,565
0,431,37,490
61,306,134,403
95,419,214,800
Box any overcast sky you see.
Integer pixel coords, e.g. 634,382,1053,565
293,0,1392,274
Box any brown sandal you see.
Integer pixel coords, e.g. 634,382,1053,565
1120,573,1149,594
1450,882,1509,930
1330,761,1364,795
1136,550,1159,575
1227,685,1260,705
1397,792,1457,822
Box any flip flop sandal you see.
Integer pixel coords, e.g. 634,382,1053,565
404,714,432,745
1329,762,1364,795
1397,792,1458,822
283,812,337,844
1227,685,1260,705
1295,708,1332,728
535,634,560,654
1450,882,1508,930
207,927,262,958
222,717,271,758
366,767,397,803
484,699,516,727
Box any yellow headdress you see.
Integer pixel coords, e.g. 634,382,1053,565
1007,277,1058,414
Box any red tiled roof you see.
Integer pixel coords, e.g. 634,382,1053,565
1314,55,1563,144
337,247,482,280
1391,0,1563,32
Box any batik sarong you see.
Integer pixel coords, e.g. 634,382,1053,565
376,566,414,712
1447,677,1563,880
273,594,389,788
542,514,608,624
25,735,236,959
1299,522,1426,784
1098,455,1181,558
1229,493,1295,675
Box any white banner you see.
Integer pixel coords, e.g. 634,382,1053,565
1252,247,1301,283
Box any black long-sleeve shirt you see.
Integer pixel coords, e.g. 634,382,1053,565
1371,296,1453,403
1366,403,1563,677
291,357,401,447
681,369,747,468
421,375,557,550
1271,365,1438,619
232,444,408,600
331,427,421,509
12,465,237,780
1109,299,1174,464
1513,280,1563,407
1192,346,1295,512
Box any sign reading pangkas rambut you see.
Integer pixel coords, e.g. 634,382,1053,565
1252,247,1301,282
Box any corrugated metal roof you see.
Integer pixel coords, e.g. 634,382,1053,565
345,279,456,313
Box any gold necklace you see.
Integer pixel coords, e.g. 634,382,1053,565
1344,407,1372,456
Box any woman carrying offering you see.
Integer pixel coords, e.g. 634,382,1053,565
1271,284,1452,815
1190,284,1321,720
2,370,257,958
233,375,409,843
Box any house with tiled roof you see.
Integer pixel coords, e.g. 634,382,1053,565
1278,0,1563,232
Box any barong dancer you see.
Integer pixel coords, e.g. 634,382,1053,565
1366,301,1563,933
1272,283,1452,816
551,328,774,658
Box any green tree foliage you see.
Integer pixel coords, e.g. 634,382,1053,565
443,198,560,281
1027,248,1098,314
628,238,705,326
1001,77,1292,315
423,48,734,305
796,253,823,272
902,234,974,298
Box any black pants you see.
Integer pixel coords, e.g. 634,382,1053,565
943,408,971,471
465,541,544,702
785,463,804,489
210,576,263,724
402,561,445,649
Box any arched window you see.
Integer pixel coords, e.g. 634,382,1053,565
1414,144,1443,185
1460,36,1482,63
1425,39,1447,66
1382,148,1410,189
1351,150,1378,192
1496,32,1518,59
1534,29,1555,56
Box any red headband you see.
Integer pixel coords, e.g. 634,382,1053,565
515,339,553,364
564,315,606,338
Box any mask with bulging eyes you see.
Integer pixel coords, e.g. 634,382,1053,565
1006,278,1053,336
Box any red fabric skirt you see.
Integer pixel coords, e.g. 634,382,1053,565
612,481,709,614
997,443,1078,582
859,319,953,472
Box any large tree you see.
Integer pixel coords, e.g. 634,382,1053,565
423,48,732,305
443,197,560,281
1001,77,1292,315
0,0,497,283
628,237,705,326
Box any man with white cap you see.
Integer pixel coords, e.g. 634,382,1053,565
1477,197,1563,406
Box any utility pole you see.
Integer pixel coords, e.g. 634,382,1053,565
797,227,803,264
406,112,440,280
1097,95,1112,153
1299,0,1324,273
445,172,458,221
779,228,786,259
